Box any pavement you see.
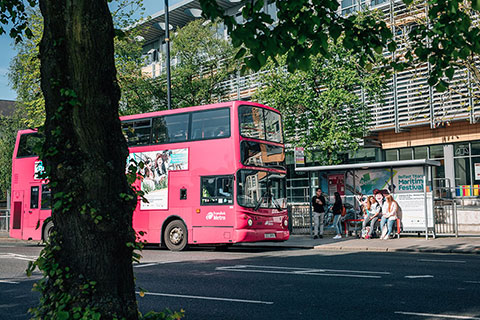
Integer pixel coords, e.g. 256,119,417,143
2,230,480,254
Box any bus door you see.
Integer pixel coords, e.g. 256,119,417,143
194,175,235,243
23,184,41,240
9,190,24,239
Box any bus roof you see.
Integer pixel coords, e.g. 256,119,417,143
119,100,279,121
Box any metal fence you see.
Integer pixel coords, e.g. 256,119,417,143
0,209,9,232
434,199,458,237
288,203,311,235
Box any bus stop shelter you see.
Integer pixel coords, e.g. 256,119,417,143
295,159,441,239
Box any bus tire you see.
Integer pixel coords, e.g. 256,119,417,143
43,221,54,243
164,220,187,251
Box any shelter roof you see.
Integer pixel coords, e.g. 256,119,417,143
295,159,441,172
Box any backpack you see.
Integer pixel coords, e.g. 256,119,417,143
361,226,370,239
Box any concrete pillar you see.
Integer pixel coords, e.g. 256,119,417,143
444,144,455,191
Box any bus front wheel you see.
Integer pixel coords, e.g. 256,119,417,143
43,221,54,243
164,220,187,251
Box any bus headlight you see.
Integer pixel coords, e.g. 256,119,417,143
283,219,288,228
247,218,253,227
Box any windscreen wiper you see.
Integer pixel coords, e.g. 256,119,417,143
270,194,282,211
254,191,268,211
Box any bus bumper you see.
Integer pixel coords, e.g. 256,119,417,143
235,229,290,243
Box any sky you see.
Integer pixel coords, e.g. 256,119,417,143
0,0,182,101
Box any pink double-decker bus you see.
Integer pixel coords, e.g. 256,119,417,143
9,101,289,250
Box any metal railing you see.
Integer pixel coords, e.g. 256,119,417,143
287,203,311,235
433,199,458,237
0,209,9,232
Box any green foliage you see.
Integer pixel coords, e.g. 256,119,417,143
406,0,480,91
140,309,184,320
0,0,36,42
198,0,480,90
0,107,27,199
27,230,104,320
8,7,45,128
254,42,385,165
199,0,393,75
168,19,238,108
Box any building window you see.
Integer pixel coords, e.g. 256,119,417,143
385,149,398,161
453,141,480,196
455,157,471,186
429,145,444,159
414,146,428,160
399,148,413,160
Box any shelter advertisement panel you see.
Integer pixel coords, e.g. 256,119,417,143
394,193,434,230
347,167,433,231
127,148,188,210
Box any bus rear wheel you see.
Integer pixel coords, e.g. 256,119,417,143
164,220,187,251
43,221,54,243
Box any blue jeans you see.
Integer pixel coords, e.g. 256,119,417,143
333,214,342,235
362,215,379,237
380,216,395,237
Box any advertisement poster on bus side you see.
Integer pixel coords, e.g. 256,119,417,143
127,148,188,210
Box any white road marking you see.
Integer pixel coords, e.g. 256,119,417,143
418,259,466,264
134,263,159,268
405,275,434,279
395,311,480,319
136,291,273,305
216,265,388,279
229,264,390,275
0,253,37,261
133,261,183,268
0,280,20,284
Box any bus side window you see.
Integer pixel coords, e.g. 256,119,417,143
41,185,52,209
191,108,230,141
152,114,189,144
17,133,44,158
30,186,39,209
121,119,152,146
201,175,233,205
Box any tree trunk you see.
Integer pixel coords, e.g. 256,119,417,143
37,0,138,318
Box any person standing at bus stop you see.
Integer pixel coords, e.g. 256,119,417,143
332,192,343,239
312,188,326,239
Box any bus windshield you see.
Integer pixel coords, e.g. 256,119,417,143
237,169,286,209
239,105,283,143
240,141,285,169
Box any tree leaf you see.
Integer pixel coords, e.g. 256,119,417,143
234,48,246,60
445,67,454,79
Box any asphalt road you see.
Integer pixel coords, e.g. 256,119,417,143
1,243,480,320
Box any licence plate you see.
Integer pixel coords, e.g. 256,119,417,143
264,233,276,239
